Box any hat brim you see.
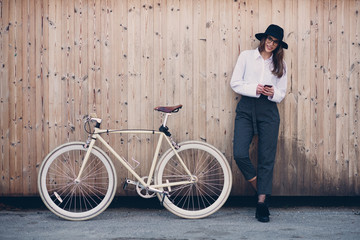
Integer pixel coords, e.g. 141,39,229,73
255,33,288,49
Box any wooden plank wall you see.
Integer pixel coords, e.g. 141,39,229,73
0,0,359,196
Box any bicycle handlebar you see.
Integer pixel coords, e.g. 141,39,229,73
88,113,102,124
83,114,102,134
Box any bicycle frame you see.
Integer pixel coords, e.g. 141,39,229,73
75,118,195,194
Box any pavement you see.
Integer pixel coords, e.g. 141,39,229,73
0,196,359,240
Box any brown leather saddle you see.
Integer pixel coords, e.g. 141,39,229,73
154,105,183,113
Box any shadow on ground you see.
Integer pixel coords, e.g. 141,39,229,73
1,196,359,211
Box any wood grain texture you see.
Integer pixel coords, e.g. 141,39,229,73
0,0,359,196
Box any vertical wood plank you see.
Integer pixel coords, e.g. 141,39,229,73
297,0,312,195
258,0,271,33
22,0,37,195
349,0,360,195
237,1,247,54
100,0,111,129
271,0,285,25
179,0,193,141
153,0,167,109
206,0,220,149
59,0,67,145
219,0,233,163
0,0,10,195
166,0,180,106
48,0,62,152
88,0,98,114
153,0,167,119
281,0,298,196
68,0,76,141
8,0,24,195
90,0,102,116
336,0,350,195
74,0,89,142
192,0,207,144
248,0,259,50
35,0,50,193
323,0,338,194
309,0,325,195
62,0,72,143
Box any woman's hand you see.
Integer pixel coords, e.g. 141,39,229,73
256,84,264,95
262,85,274,97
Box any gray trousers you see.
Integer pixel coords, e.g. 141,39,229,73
233,95,280,195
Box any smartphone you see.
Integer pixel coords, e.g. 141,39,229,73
264,85,273,88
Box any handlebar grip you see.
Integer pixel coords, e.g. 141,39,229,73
89,113,102,124
91,117,102,124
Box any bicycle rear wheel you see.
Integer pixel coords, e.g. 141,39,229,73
38,142,117,221
155,141,232,219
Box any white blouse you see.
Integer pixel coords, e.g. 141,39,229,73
230,48,287,103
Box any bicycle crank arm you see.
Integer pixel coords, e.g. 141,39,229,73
125,179,138,186
125,178,169,196
147,187,169,196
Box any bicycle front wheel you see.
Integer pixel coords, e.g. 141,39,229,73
155,141,232,219
38,142,117,221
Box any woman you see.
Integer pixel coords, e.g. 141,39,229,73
230,24,288,222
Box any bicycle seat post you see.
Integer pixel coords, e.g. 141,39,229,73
162,113,171,127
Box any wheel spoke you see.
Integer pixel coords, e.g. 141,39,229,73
156,142,232,218
39,143,116,220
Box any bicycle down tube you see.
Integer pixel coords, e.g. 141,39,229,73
75,124,195,192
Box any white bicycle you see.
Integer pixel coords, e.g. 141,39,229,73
38,105,232,220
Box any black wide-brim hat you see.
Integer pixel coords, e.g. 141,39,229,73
255,24,288,49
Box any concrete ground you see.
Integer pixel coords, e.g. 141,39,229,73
0,196,359,240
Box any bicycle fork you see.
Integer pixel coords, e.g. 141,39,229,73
74,134,98,184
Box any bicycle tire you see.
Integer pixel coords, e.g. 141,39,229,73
155,141,232,219
38,142,117,221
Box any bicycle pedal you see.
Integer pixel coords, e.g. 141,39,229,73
122,180,128,190
123,179,138,191
160,191,169,206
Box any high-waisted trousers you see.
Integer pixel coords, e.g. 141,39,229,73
233,95,280,195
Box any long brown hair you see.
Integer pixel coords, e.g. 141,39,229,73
258,37,285,78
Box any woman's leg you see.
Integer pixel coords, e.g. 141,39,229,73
256,104,280,197
256,121,279,196
255,120,278,222
233,109,257,184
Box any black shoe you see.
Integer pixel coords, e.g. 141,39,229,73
255,202,270,222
